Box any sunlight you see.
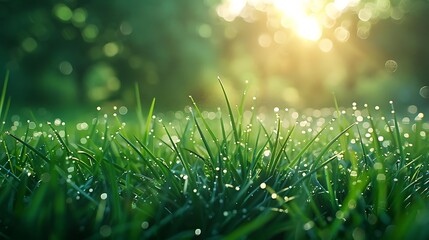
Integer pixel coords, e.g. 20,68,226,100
217,0,359,41
216,0,247,22
273,0,322,41
295,16,322,41
333,0,353,11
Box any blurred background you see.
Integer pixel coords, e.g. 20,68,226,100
1,0,429,113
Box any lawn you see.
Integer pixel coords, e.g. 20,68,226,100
1,75,428,239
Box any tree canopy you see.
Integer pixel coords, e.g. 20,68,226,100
1,0,428,110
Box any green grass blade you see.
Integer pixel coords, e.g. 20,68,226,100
144,98,156,145
190,109,216,169
218,76,239,143
47,122,73,156
6,132,50,163
118,133,160,179
133,136,179,183
270,124,295,175
0,98,10,133
390,101,405,168
285,125,327,169
281,152,343,193
236,84,248,138
162,123,195,187
189,96,219,147
310,123,356,169
356,125,371,168
267,115,282,175
0,70,9,122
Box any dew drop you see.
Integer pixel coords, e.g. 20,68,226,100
141,221,149,229
100,193,107,200
303,221,315,230
263,150,271,157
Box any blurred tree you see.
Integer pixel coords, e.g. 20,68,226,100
1,0,428,111
214,0,429,108
0,0,220,109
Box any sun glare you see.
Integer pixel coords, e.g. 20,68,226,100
217,0,359,42
295,16,322,41
273,0,323,41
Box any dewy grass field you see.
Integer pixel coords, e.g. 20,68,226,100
0,73,428,240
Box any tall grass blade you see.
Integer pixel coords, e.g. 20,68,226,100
47,123,73,155
144,98,156,145
267,115,282,175
135,82,145,137
190,108,216,169
189,96,219,147
390,101,405,168
281,152,343,193
218,76,239,143
6,132,50,163
285,125,327,169
119,133,160,179
310,123,356,169
269,124,295,175
162,123,195,187
0,71,10,130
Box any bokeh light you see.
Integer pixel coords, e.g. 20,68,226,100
1,0,427,111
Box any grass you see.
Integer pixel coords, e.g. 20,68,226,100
0,74,428,239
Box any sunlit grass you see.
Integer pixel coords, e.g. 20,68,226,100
0,75,428,239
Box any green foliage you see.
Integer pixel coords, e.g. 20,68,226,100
0,0,220,109
1,80,428,239
2,1,429,110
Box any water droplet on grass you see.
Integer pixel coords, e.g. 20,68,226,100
303,221,314,230
415,113,424,121
138,221,150,231
263,150,271,157
100,193,107,200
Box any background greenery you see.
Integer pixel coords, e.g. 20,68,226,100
1,0,429,111
1,1,429,239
